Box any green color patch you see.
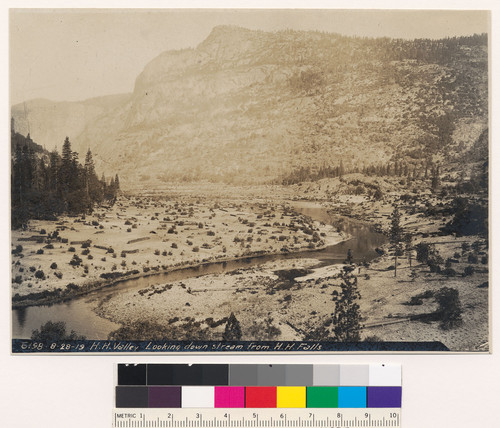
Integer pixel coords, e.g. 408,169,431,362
306,387,338,408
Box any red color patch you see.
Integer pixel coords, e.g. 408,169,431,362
245,387,277,408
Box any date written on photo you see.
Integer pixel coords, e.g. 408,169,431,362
12,340,448,353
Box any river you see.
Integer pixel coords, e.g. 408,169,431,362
12,202,386,340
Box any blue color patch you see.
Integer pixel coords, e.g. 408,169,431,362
338,387,367,408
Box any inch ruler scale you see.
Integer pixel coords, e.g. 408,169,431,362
112,408,401,428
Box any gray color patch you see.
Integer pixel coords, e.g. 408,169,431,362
229,365,259,386
339,364,369,386
313,364,340,386
284,365,314,385
257,365,286,386
115,386,149,408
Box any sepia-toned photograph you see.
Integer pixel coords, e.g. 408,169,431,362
10,9,489,352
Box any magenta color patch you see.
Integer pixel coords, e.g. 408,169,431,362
214,386,245,408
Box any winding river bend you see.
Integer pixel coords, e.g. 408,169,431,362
12,202,386,340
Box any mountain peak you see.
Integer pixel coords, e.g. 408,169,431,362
200,25,265,48
208,25,259,37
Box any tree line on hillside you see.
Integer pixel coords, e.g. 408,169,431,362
279,30,486,67
11,131,119,228
280,159,442,187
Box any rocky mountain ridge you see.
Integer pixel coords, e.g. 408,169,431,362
12,26,488,185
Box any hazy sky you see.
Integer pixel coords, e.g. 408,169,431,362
10,9,489,105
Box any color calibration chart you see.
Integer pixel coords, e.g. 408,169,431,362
113,364,401,427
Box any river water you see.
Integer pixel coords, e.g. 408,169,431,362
12,202,386,340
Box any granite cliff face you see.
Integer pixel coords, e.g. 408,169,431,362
12,26,488,185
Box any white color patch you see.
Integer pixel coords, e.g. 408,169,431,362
181,386,215,408
369,364,402,386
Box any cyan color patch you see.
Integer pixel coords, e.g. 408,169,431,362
338,387,367,408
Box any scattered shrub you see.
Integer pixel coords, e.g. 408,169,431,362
435,287,463,330
50,262,58,269
416,243,431,264
69,254,83,266
31,321,85,341
223,313,242,341
408,296,423,305
35,270,45,280
12,244,23,255
463,266,475,276
468,254,478,264
245,316,281,340
442,267,456,277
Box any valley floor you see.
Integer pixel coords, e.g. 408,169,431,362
11,189,343,305
11,182,489,352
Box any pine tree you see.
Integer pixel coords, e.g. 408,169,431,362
48,149,60,193
13,143,24,204
332,269,361,342
11,132,120,226
84,148,102,205
390,206,403,277
404,233,413,268
346,249,354,264
339,159,345,177
60,137,73,198
431,165,440,191
223,313,242,341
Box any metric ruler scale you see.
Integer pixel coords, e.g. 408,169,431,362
112,409,401,428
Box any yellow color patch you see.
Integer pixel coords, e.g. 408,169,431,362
277,387,306,408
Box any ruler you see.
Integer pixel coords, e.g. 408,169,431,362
112,408,401,428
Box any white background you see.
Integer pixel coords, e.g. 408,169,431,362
1,1,498,427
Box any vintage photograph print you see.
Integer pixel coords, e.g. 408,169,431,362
10,9,489,353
